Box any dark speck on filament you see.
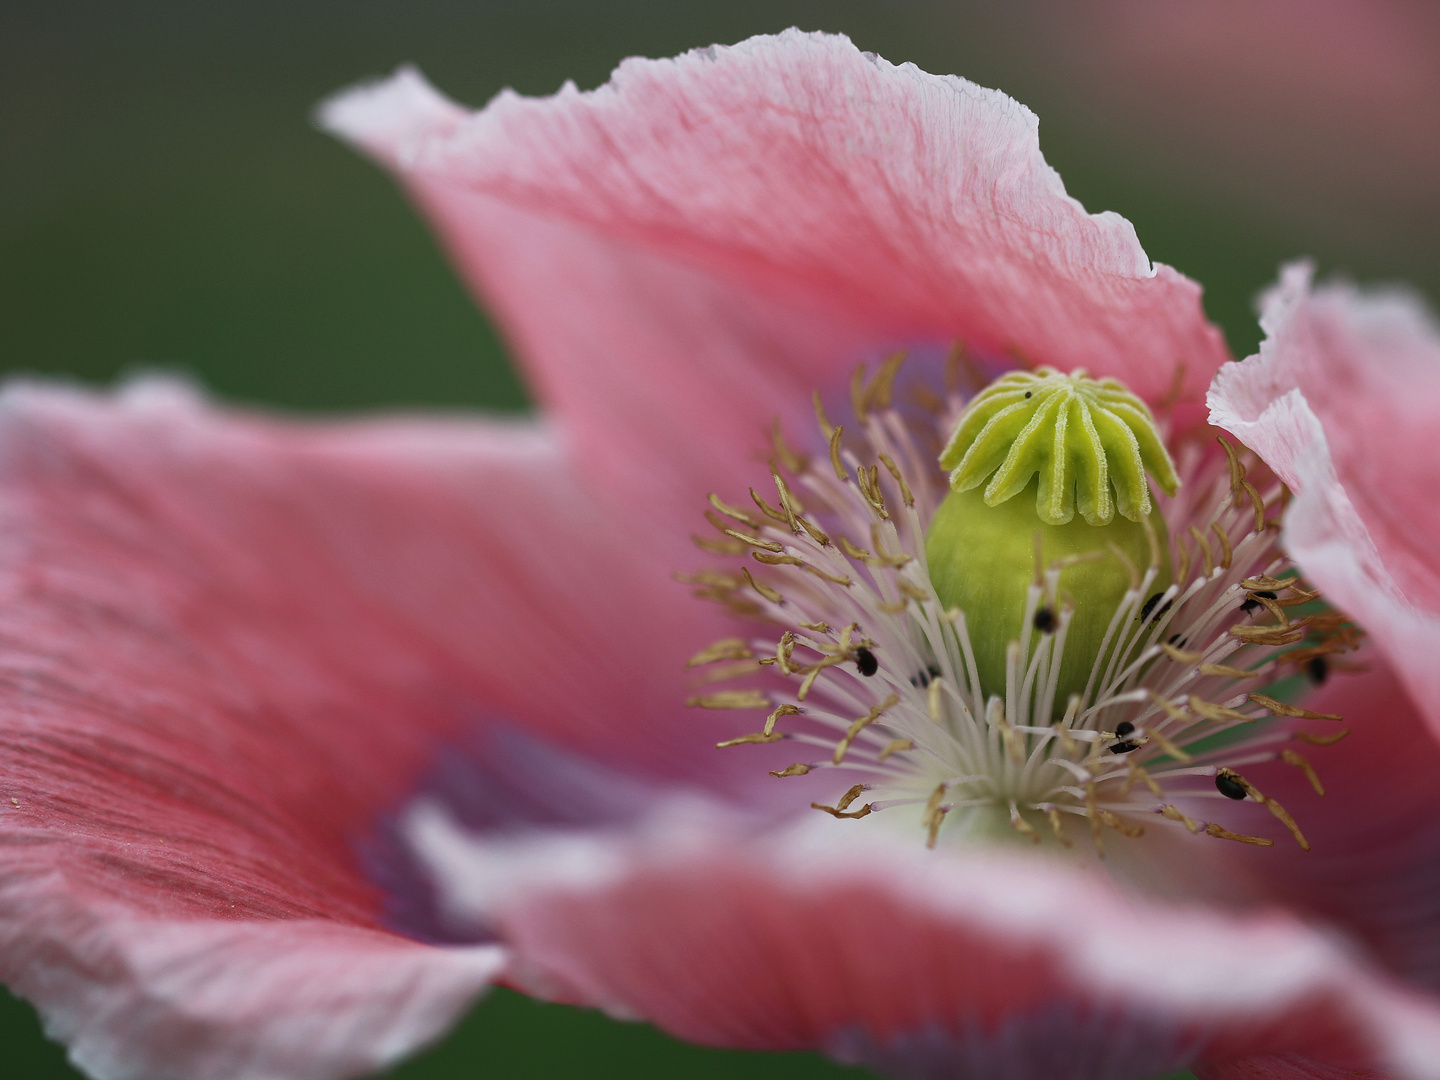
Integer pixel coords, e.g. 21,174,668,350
1139,592,1170,622
1241,589,1278,615
1306,656,1329,685
910,663,942,688
1032,607,1057,634
1215,770,1249,800
855,647,879,677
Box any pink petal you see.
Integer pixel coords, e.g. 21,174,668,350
1198,1051,1393,1080
1208,263,1440,737
0,379,733,1077
411,804,1440,1079
0,891,503,1080
1214,660,1440,991
320,31,1231,512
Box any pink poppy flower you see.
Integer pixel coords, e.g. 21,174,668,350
5,28,1440,1080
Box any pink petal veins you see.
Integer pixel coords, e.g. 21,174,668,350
321,30,1230,514
0,379,735,1078
1209,263,1440,739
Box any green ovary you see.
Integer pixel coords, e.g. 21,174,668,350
926,482,1170,710
926,367,1176,711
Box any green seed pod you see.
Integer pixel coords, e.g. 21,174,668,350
926,368,1176,709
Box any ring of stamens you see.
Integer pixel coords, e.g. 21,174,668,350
683,351,1359,853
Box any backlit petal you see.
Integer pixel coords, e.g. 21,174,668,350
1208,262,1440,738
322,30,1230,512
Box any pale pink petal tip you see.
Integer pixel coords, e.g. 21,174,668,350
317,65,467,166
3,898,505,1080
1208,262,1440,738
320,29,1231,513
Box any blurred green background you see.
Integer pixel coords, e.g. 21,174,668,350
3,1,1435,1077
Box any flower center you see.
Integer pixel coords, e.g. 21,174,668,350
684,354,1359,854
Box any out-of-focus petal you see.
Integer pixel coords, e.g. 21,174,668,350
1198,1050,1392,1080
321,30,1231,511
0,379,732,1079
1220,661,1440,993
411,803,1440,1080
1208,262,1440,737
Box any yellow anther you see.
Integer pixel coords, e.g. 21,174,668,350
763,703,801,736
1282,748,1325,796
688,691,772,710
769,763,811,778
877,739,914,762
1160,804,1200,833
1187,696,1253,723
708,492,763,529
1009,803,1042,844
1247,693,1342,721
687,639,754,667
716,732,784,748
828,426,847,482
878,453,915,507
1295,729,1350,747
1205,822,1274,847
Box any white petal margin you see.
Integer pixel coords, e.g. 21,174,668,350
408,798,1440,1079
0,869,506,1080
1209,262,1440,739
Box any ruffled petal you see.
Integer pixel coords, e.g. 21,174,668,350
321,30,1231,512
411,803,1440,1080
0,379,732,1077
1208,262,1440,737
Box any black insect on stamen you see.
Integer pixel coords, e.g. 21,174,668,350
1240,589,1277,615
855,647,879,677
1306,655,1329,686
1138,592,1171,622
1032,607,1057,634
1214,769,1249,800
1108,722,1139,754
910,664,942,688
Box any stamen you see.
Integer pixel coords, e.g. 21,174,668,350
1295,729,1350,747
683,362,1358,855
1282,748,1326,796
716,732,785,748
1009,802,1041,843
770,763,813,777
1247,693,1342,721
687,638,754,667
764,703,801,736
688,690,772,710
1205,822,1274,847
